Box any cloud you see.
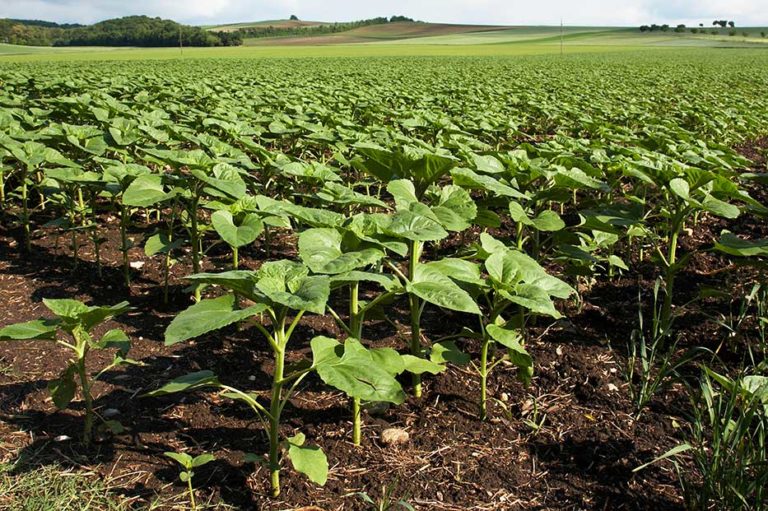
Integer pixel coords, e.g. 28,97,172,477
0,0,765,26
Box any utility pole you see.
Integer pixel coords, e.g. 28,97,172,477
560,18,564,55
179,25,183,56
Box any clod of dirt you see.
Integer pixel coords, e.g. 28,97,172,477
380,428,409,446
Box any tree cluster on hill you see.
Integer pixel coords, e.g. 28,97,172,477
233,15,417,39
0,16,242,47
640,20,740,34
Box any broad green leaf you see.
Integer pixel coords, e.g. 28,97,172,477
43,299,89,319
669,178,690,200
165,452,193,468
401,355,445,375
49,365,77,409
285,433,328,486
387,179,418,209
430,341,470,365
298,228,383,274
122,174,168,207
714,232,768,257
384,208,448,242
701,195,740,219
312,337,405,404
432,185,477,232
211,211,263,248
532,210,565,232
145,370,221,396
165,295,266,345
408,264,481,315
0,319,58,340
145,232,183,257
192,453,216,468
96,329,130,355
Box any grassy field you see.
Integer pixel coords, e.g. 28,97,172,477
1,22,765,62
205,19,330,32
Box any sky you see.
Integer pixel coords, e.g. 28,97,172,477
1,0,766,27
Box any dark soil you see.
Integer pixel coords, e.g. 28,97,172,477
0,140,766,510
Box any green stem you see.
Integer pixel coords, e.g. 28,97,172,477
350,282,362,445
352,397,361,446
187,473,196,511
120,204,130,288
76,358,93,446
409,240,423,398
661,226,680,333
516,221,524,251
233,246,239,270
190,194,201,301
21,169,30,252
479,333,490,421
269,329,286,497
350,282,361,338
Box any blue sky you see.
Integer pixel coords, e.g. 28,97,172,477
1,0,766,27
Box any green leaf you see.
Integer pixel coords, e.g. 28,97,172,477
424,258,484,286
165,295,266,345
285,433,328,486
451,167,525,199
258,272,330,315
145,370,221,397
714,232,768,257
211,211,263,248
49,365,77,409
43,299,89,319
668,178,690,200
165,452,193,469
122,174,168,207
531,210,565,232
432,185,477,232
408,264,481,315
701,195,740,219
96,329,130,355
0,319,58,340
312,337,405,404
192,453,216,468
430,341,470,366
144,232,183,257
384,208,448,242
298,228,384,274
387,179,418,209
401,355,445,375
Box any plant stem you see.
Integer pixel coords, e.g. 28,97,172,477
661,223,680,332
233,246,239,270
187,473,197,511
189,194,201,301
76,358,93,446
268,329,286,497
479,333,490,421
21,169,30,252
120,204,130,288
349,281,362,445
516,221,524,251
352,397,361,446
409,241,423,398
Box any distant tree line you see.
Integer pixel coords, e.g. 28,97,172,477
234,15,417,39
639,20,737,33
637,20,765,38
0,16,242,47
